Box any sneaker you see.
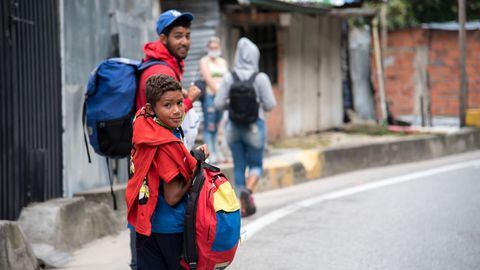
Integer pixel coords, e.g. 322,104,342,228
240,189,256,217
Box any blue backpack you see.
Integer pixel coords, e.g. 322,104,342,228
83,57,167,160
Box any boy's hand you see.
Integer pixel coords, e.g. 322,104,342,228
196,144,210,159
186,83,201,102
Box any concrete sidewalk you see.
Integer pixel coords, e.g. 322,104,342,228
58,229,131,270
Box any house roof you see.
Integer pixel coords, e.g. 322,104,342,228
239,0,375,17
422,21,480,31
278,0,362,7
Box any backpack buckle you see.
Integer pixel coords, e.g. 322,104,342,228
189,262,198,269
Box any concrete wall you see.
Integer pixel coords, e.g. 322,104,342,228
283,13,343,136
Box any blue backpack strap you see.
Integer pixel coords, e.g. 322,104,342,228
138,59,167,71
138,59,181,81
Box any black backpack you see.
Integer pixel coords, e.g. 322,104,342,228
228,71,259,125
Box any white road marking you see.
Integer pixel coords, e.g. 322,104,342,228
242,159,480,242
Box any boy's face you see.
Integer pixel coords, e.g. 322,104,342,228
153,90,185,128
161,26,191,60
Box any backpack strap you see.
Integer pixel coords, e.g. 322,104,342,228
82,96,92,163
248,72,259,84
105,158,118,210
231,71,240,83
182,149,221,269
138,59,181,82
183,155,203,269
231,71,258,84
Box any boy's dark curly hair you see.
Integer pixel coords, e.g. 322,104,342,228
145,74,182,105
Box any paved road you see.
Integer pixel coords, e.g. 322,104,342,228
230,151,480,269
60,151,480,270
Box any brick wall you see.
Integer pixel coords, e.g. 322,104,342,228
372,28,480,118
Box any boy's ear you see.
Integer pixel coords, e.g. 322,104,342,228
145,103,154,115
159,34,167,45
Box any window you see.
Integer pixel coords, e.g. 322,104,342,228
241,25,278,84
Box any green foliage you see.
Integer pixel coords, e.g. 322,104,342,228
365,0,480,29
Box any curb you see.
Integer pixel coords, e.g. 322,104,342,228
253,129,480,191
16,197,121,267
72,129,480,237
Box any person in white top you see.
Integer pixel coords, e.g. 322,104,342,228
199,36,228,164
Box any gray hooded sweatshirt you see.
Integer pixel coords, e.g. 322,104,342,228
214,37,276,120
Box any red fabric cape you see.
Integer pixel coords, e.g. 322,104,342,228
125,109,196,236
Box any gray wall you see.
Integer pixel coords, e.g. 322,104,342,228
161,0,221,86
60,0,159,197
283,13,343,136
349,26,376,120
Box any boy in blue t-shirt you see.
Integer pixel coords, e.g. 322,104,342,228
125,74,208,270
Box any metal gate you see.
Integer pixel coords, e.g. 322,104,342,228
1,0,62,220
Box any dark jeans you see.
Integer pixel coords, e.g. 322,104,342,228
136,232,184,270
202,93,222,160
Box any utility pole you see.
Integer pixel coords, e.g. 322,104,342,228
458,0,468,127
373,16,387,124
380,0,388,54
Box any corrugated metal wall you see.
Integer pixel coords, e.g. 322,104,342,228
161,0,221,85
61,0,158,197
1,0,63,220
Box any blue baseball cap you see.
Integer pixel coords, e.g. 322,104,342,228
156,10,194,36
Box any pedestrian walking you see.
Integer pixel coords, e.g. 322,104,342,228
214,37,276,217
199,36,229,164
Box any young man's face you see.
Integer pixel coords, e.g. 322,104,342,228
161,26,191,60
153,90,185,129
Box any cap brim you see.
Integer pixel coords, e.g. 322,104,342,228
178,12,194,22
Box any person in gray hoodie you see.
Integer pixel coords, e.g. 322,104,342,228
214,37,276,217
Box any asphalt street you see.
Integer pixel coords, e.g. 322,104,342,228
60,150,480,270
230,151,480,270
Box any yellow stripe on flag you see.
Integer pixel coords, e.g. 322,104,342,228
214,181,240,212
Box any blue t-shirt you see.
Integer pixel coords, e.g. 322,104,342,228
150,194,187,233
151,127,187,233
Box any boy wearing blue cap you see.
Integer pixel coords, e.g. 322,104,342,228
136,9,198,111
